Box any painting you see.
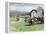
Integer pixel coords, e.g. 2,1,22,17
5,2,44,32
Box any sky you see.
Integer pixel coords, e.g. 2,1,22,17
9,3,44,12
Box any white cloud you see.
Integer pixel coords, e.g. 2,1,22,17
9,3,44,12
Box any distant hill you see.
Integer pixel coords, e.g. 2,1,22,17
10,10,30,16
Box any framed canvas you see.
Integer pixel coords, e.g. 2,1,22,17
5,2,44,33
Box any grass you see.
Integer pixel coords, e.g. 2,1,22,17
9,17,44,32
